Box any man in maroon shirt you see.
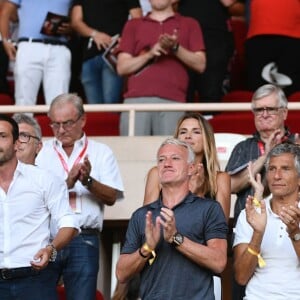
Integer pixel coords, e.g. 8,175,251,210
117,0,206,136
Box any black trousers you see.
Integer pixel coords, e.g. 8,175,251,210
187,29,234,103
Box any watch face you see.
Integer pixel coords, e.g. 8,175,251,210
173,233,184,246
293,233,300,241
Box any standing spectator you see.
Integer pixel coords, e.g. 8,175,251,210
0,0,72,106
177,0,235,103
225,84,299,300
245,0,300,96
35,93,124,300
117,0,206,136
234,142,300,299
139,0,151,15
0,114,78,300
0,37,10,94
70,0,142,104
13,113,42,164
116,138,228,299
0,0,18,95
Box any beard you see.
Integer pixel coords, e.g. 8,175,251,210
0,148,15,165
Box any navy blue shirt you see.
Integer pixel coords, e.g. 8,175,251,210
121,192,228,300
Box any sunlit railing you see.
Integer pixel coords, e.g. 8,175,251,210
1,102,300,136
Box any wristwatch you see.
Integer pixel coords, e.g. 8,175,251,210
172,43,179,53
291,232,300,242
83,176,93,189
47,243,57,262
172,232,184,246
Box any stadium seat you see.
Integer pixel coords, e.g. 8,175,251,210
56,285,104,300
221,90,253,103
209,112,255,135
0,93,14,105
35,112,120,137
288,91,300,102
215,133,246,162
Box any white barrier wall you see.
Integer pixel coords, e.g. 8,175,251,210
92,134,246,221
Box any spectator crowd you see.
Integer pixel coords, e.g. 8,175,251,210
0,1,300,300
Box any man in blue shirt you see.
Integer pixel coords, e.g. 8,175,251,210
116,138,228,300
0,0,72,106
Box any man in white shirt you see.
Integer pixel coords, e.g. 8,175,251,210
233,142,300,300
0,114,78,300
35,93,124,300
13,113,43,164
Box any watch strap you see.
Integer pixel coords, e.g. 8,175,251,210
46,243,57,262
83,176,93,189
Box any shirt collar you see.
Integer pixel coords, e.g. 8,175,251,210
148,191,197,209
53,133,87,149
144,12,179,23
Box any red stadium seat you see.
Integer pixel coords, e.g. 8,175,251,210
56,285,104,300
221,90,253,103
288,91,300,102
0,93,14,105
35,112,120,137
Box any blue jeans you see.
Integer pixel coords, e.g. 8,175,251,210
49,234,100,300
0,266,58,300
81,55,123,104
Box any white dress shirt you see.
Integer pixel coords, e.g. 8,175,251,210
234,196,300,300
35,134,124,231
0,161,77,268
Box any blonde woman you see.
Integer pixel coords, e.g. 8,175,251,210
144,112,231,221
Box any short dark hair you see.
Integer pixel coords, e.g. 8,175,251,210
0,114,19,142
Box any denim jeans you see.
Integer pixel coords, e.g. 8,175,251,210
49,234,100,300
81,55,123,104
0,266,58,300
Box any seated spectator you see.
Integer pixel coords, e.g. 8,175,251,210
144,112,231,221
13,113,42,164
225,83,300,300
116,137,228,299
233,142,300,299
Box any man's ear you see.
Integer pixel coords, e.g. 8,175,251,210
35,141,43,156
187,162,195,176
14,139,20,151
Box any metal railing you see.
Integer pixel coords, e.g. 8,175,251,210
1,102,300,136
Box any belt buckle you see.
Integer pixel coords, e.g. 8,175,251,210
1,268,10,280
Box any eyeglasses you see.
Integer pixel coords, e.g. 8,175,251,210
252,106,284,116
49,115,82,131
19,132,40,143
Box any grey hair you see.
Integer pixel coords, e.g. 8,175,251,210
157,137,195,163
265,143,300,176
13,113,42,140
251,84,288,110
48,93,85,117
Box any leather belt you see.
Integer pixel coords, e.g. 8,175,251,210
18,37,66,46
80,228,99,235
0,267,39,280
